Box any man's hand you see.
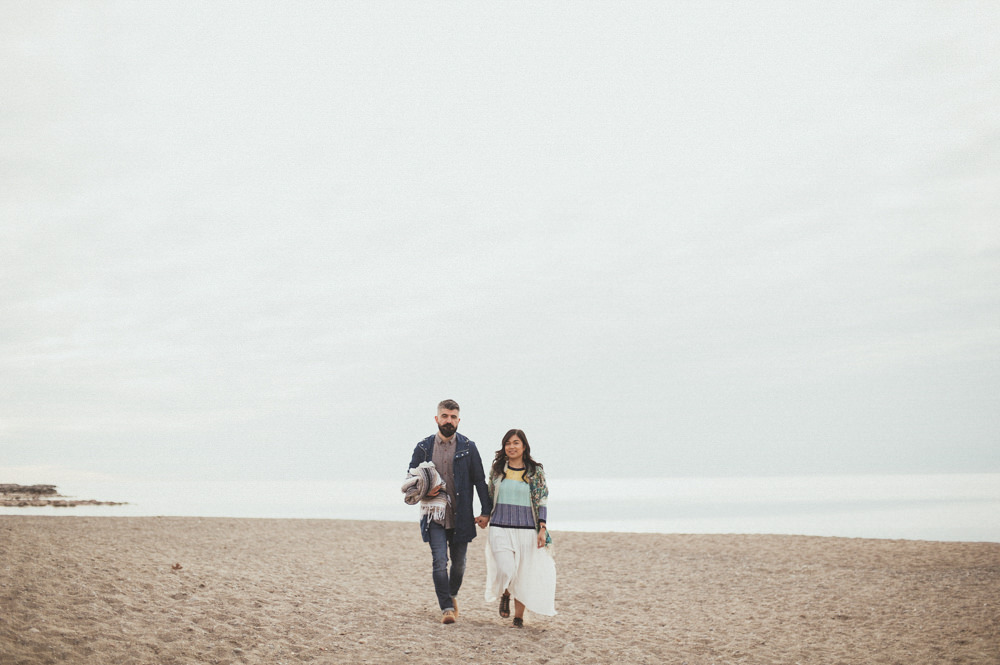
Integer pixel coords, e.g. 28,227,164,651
475,515,489,529
428,484,443,497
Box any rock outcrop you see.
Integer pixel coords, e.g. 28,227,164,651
0,484,127,507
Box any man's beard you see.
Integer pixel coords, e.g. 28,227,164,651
438,423,457,438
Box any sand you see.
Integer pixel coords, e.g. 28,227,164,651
1,517,997,665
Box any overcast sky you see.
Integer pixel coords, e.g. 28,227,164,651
3,2,998,483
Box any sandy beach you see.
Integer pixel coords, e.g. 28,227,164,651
1,517,997,664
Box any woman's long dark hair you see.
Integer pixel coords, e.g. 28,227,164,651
491,429,543,479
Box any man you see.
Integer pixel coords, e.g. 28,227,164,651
407,399,492,624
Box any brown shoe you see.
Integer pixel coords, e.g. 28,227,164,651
442,609,456,624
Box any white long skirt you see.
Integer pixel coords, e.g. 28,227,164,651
484,526,557,616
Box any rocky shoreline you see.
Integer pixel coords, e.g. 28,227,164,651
0,484,127,508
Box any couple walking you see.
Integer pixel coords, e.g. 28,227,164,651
404,399,556,626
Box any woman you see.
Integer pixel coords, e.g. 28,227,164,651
484,429,556,626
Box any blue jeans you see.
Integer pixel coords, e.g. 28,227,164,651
427,522,468,611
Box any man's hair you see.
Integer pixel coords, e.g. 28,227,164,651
437,399,460,412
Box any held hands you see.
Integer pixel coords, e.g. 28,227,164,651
537,524,547,548
427,483,488,529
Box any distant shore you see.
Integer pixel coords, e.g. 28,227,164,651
0,484,126,508
2,516,997,664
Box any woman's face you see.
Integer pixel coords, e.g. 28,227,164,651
504,435,525,461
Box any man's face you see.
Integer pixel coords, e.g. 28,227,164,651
435,408,460,438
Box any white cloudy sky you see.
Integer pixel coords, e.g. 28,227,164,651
2,2,998,483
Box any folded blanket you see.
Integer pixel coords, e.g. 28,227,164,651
401,461,450,524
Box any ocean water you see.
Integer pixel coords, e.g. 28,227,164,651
2,474,998,543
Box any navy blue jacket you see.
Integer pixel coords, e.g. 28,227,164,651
408,433,492,544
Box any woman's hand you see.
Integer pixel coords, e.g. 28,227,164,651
537,525,547,548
